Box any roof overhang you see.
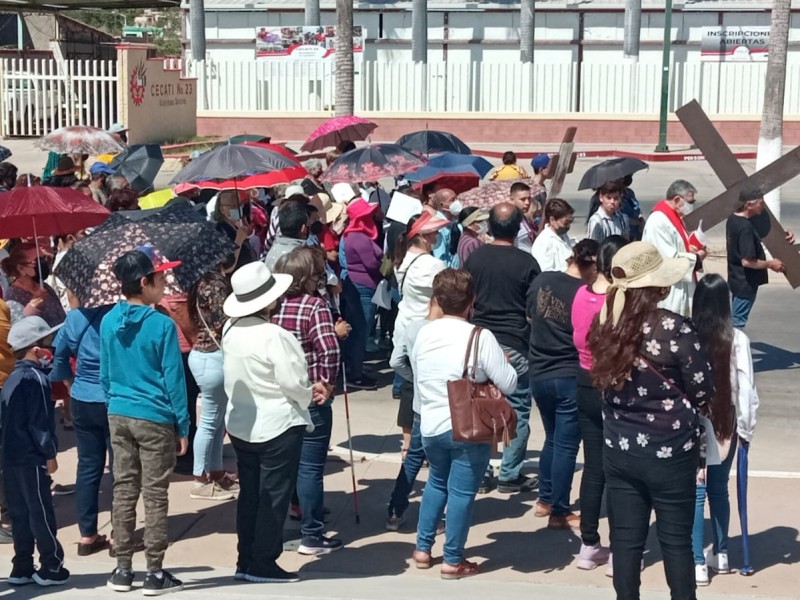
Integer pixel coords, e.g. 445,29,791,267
0,0,179,10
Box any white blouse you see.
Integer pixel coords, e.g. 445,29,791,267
530,225,575,273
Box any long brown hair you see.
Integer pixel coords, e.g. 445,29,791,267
588,286,667,390
692,275,735,441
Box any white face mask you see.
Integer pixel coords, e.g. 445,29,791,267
228,207,242,220
680,202,695,216
477,221,488,236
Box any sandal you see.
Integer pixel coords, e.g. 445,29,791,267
441,560,479,580
412,549,432,569
77,534,109,556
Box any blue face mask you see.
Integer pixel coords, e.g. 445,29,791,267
228,207,242,220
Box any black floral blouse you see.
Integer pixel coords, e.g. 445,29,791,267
602,309,714,460
193,271,230,353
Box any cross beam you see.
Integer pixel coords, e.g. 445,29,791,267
676,100,800,288
545,126,577,199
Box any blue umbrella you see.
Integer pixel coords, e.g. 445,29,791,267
427,152,494,179
737,442,754,575
0,145,12,162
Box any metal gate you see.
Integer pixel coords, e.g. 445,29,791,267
1,58,119,138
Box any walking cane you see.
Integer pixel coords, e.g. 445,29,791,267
340,362,361,524
737,442,754,575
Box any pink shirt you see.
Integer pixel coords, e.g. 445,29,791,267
571,284,605,370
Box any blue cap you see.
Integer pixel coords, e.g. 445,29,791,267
90,162,116,176
531,153,550,170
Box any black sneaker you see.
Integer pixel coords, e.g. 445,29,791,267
297,535,343,555
7,566,35,586
244,566,300,583
497,475,539,494
32,566,70,586
142,570,183,596
107,567,135,592
347,375,377,390
477,475,494,494
51,484,75,496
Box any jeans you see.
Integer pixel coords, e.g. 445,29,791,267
498,347,532,483
231,426,304,576
577,370,606,546
388,412,425,519
188,350,228,477
417,430,491,565
4,464,64,572
109,415,176,572
692,436,737,564
354,282,378,347
532,376,580,515
297,404,333,540
340,277,367,379
605,447,699,600
731,295,756,329
71,399,112,537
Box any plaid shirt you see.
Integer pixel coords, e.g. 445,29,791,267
272,294,340,384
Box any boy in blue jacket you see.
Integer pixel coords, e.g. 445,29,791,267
100,246,189,596
1,316,69,586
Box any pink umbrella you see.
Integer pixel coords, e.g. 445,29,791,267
36,125,126,155
301,116,377,152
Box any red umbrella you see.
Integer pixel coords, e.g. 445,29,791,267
187,165,308,191
301,116,377,152
0,186,110,238
412,171,480,196
241,141,298,160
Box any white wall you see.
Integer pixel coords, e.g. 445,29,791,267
192,9,800,65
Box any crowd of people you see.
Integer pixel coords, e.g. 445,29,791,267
0,141,783,600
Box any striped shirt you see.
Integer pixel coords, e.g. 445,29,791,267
587,208,629,242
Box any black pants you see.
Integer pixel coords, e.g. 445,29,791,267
577,370,606,547
4,463,65,572
604,447,698,600
231,426,305,576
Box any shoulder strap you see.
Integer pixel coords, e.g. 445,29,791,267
400,253,426,296
470,327,483,379
639,355,687,398
462,326,480,378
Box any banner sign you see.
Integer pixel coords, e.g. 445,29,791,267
255,26,365,61
700,26,769,62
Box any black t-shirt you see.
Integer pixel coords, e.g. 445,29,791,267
726,214,767,299
464,244,541,354
527,271,584,380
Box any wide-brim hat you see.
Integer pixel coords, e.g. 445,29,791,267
346,198,378,221
223,262,293,318
310,193,342,225
8,316,63,351
407,211,449,239
461,208,489,228
600,241,692,325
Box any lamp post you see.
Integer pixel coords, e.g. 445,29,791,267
655,0,673,152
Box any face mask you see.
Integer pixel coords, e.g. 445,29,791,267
33,261,51,284
477,221,489,236
309,221,323,236
35,347,53,369
228,207,242,220
680,202,695,216
555,225,570,236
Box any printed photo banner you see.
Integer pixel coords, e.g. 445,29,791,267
255,26,365,62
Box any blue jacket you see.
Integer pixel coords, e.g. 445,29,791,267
100,301,190,437
51,306,113,403
1,360,58,466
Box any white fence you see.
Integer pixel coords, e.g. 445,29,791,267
186,59,800,116
1,58,118,138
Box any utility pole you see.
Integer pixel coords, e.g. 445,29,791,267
655,0,673,152
189,0,206,61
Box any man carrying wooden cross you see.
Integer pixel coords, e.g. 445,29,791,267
726,186,795,328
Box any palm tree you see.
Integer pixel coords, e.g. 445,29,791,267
305,0,321,26
623,0,641,62
412,0,428,63
335,0,354,115
189,0,206,61
758,0,790,221
520,0,534,63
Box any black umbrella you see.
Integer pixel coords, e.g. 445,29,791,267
169,143,297,185
109,144,164,194
396,130,471,155
578,157,649,191
56,202,235,308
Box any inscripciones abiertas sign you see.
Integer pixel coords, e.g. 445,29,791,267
700,26,769,62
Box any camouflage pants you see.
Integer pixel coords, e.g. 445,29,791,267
108,415,176,572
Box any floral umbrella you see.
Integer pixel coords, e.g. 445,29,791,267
321,144,426,184
36,126,126,155
301,115,377,152
456,178,547,211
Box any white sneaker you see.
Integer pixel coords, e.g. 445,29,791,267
695,564,710,586
706,550,730,574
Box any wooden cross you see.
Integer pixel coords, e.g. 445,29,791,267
676,100,800,288
545,126,578,199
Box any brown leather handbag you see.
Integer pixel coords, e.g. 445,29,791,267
447,327,517,445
